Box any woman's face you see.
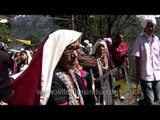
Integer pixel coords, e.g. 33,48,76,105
58,39,80,71
20,51,28,61
15,52,20,61
96,44,106,56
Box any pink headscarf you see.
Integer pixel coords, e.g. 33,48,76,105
104,37,112,43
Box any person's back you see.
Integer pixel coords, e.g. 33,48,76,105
0,50,14,102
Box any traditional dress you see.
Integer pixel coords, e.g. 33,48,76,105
8,29,88,105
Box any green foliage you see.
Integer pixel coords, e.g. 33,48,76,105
11,15,59,43
52,15,140,45
0,15,15,43
0,23,11,43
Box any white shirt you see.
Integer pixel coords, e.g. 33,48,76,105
132,33,160,81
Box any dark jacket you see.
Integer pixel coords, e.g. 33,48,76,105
0,51,14,101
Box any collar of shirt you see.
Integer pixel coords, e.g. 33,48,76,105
144,32,155,41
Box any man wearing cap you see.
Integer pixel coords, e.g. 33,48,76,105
133,15,160,105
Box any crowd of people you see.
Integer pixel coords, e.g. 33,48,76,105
0,15,159,106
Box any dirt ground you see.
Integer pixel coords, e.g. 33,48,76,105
113,81,160,105
114,82,143,105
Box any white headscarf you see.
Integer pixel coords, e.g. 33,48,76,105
138,15,157,28
40,29,82,105
92,39,108,55
26,50,32,64
92,39,109,76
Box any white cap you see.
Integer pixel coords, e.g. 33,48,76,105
0,42,5,47
88,43,92,47
140,15,156,28
20,48,25,51
83,40,89,44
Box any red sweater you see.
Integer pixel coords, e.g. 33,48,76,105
110,41,128,66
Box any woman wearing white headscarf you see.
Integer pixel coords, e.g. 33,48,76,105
92,39,109,77
133,15,160,105
91,39,114,105
8,29,95,105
